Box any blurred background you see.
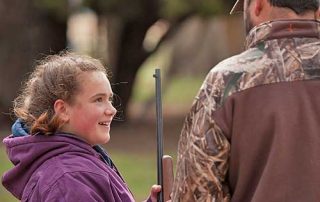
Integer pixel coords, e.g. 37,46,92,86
0,0,245,201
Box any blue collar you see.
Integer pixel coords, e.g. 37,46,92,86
11,119,29,137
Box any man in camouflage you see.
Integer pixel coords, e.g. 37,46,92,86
172,0,320,201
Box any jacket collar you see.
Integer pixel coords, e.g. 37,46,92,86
246,19,320,49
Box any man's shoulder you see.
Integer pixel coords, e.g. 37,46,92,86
202,47,267,91
210,46,266,75
198,45,276,104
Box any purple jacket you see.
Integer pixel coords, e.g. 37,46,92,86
2,133,135,202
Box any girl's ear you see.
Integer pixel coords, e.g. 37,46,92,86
54,99,69,123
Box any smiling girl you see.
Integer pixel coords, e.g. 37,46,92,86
2,52,160,202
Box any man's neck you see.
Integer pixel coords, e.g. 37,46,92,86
269,8,317,21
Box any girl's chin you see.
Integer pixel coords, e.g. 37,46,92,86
105,136,111,143
102,133,111,144
88,133,110,145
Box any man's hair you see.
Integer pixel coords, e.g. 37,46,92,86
269,0,319,14
14,51,108,135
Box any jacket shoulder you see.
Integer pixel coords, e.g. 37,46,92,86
29,171,112,202
212,46,265,74
22,152,110,200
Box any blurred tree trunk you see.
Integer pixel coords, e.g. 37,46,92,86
0,0,66,126
96,0,160,120
111,19,156,120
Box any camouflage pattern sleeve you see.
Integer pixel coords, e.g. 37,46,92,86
172,71,231,202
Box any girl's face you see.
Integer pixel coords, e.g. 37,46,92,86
61,71,117,145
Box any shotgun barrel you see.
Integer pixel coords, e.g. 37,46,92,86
153,69,164,202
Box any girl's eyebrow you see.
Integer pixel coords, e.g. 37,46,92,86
91,93,113,98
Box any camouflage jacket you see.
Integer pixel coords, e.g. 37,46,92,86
172,20,320,202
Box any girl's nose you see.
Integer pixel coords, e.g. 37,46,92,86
105,103,117,116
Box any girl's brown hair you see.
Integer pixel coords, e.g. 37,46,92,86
14,51,107,135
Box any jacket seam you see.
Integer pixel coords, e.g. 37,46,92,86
221,78,319,108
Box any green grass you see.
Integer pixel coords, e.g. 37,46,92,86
163,76,203,105
132,45,172,103
0,147,18,202
133,69,204,106
131,44,204,108
0,147,174,201
110,152,157,201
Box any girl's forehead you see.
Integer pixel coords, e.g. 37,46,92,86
77,71,112,92
78,71,109,83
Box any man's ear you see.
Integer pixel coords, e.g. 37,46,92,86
54,99,69,123
253,0,264,17
250,0,271,25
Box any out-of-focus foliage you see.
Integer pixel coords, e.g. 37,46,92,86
161,0,232,19
30,0,235,23
32,0,69,21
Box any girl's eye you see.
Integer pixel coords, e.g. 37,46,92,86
96,97,103,102
108,96,114,103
